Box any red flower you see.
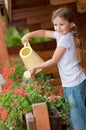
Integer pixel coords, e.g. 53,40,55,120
14,88,26,97
59,86,64,95
0,89,3,95
0,106,2,112
44,87,50,94
36,82,42,90
0,108,7,121
1,79,13,93
1,109,7,120
2,66,15,80
2,67,11,79
2,84,11,93
13,99,18,105
48,92,57,101
6,79,14,85
16,73,20,82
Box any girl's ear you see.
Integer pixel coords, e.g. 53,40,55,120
70,22,76,28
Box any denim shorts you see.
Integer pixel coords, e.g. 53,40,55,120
64,79,86,130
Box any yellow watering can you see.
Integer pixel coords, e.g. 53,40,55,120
19,42,44,78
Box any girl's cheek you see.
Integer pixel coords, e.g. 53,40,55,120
54,26,57,31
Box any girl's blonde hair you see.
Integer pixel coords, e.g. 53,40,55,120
51,7,74,23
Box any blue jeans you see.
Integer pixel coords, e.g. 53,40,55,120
64,79,86,130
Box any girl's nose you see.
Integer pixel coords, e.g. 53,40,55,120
57,26,60,31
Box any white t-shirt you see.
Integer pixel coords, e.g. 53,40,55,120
54,31,86,87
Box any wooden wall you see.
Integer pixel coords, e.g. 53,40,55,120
9,1,86,61
4,0,86,35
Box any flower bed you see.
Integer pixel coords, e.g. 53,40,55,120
0,58,72,130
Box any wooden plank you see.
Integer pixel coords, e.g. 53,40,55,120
25,112,36,130
79,61,86,73
80,50,86,61
12,5,55,20
44,66,58,73
79,36,86,49
41,21,53,29
32,102,51,130
76,2,86,13
28,14,51,25
79,61,86,68
50,78,61,86
78,25,86,35
3,0,12,21
44,66,61,86
12,0,50,9
77,0,86,3
13,8,51,21
37,50,54,60
12,4,60,24
0,12,8,66
13,5,53,14
80,62,86,72
50,0,76,5
75,13,86,25
27,15,51,25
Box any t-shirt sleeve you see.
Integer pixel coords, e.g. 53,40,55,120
54,31,60,39
58,35,72,49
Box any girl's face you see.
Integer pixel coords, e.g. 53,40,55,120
53,16,73,35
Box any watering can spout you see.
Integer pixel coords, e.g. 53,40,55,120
19,42,44,78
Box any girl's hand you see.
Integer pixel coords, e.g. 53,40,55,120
29,67,36,78
21,34,29,44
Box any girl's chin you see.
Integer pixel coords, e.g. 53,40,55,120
59,33,65,35
60,32,68,35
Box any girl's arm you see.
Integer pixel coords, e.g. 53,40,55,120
21,30,55,44
29,46,66,76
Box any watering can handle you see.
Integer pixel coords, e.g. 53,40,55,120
24,42,31,47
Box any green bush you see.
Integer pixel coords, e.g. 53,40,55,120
5,26,52,47
5,27,29,47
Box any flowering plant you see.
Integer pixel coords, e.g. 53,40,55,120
0,58,72,130
0,58,32,130
28,72,71,119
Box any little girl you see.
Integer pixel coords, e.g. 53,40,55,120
22,7,86,130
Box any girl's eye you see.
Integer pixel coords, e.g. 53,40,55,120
54,24,57,26
60,24,64,26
